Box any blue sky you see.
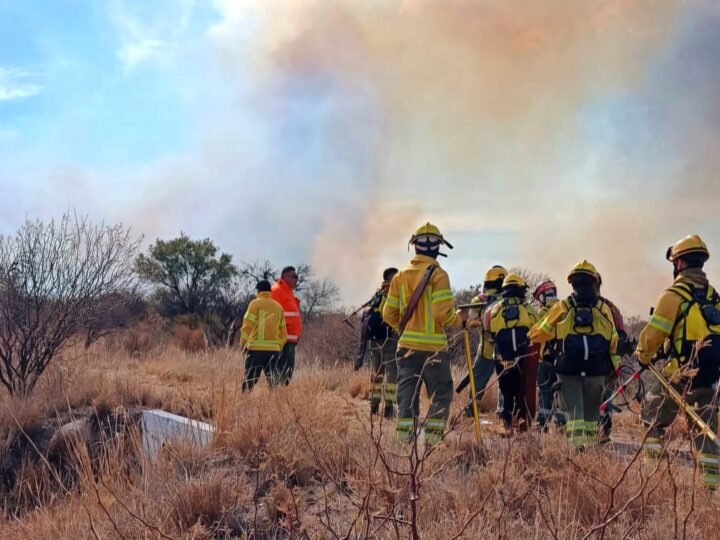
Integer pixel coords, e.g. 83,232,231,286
1,0,719,314
0,0,216,166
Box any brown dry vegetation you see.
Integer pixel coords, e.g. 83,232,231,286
1,328,719,539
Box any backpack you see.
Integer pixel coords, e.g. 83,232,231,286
555,297,615,377
667,283,720,387
364,291,391,342
488,300,534,362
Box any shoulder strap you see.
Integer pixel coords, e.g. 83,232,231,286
397,265,437,336
667,282,693,302
709,285,720,305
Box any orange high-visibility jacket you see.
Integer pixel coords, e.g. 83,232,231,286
240,292,287,352
271,279,302,344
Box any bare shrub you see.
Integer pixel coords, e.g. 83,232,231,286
300,313,357,367
0,214,140,396
174,324,207,353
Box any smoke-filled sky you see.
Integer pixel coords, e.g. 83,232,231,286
1,0,719,316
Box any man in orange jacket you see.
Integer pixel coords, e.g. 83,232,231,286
271,266,303,385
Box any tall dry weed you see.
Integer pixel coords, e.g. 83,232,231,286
2,340,720,539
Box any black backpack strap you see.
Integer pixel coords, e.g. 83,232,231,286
666,282,702,358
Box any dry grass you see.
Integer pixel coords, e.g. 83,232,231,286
1,337,719,539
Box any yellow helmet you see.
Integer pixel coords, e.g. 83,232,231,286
484,265,508,282
502,273,526,289
409,222,453,249
666,234,709,262
567,260,599,283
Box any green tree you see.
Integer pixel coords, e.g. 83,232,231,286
136,234,238,318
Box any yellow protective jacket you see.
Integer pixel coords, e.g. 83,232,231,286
383,255,461,352
536,297,558,320
536,298,559,363
240,292,288,352
471,290,501,362
483,297,539,362
530,296,619,376
636,269,720,385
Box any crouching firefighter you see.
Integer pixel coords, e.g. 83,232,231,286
484,273,539,432
355,267,400,418
533,280,567,429
530,261,620,449
636,235,720,489
383,223,467,445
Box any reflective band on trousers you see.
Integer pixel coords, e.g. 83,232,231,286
284,311,300,317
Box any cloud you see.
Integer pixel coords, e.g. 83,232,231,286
0,66,41,101
110,0,197,71
117,39,171,70
8,0,720,317
206,0,693,312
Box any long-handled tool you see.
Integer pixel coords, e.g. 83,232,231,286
599,369,642,414
342,298,374,330
647,363,719,445
463,329,482,444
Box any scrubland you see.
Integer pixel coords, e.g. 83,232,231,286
1,320,719,539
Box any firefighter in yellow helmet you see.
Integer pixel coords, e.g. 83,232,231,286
461,265,508,417
482,273,539,431
530,261,619,448
636,235,720,489
383,223,467,445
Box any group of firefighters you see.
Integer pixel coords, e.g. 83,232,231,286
354,223,720,489
236,223,720,489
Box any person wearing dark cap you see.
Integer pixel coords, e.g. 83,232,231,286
240,280,288,392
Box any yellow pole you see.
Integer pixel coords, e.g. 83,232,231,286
647,364,719,445
463,329,483,444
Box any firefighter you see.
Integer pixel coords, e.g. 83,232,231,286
636,235,720,489
383,223,467,445
532,280,567,429
463,265,508,417
359,267,399,417
530,261,619,449
239,280,288,392
483,273,539,431
271,266,302,385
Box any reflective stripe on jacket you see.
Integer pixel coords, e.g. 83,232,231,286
382,255,461,352
271,279,302,343
240,292,288,351
636,270,717,368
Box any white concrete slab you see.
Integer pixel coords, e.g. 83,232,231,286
142,409,215,458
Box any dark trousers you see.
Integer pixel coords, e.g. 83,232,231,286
496,361,523,427
275,342,296,385
242,350,280,392
537,362,567,427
